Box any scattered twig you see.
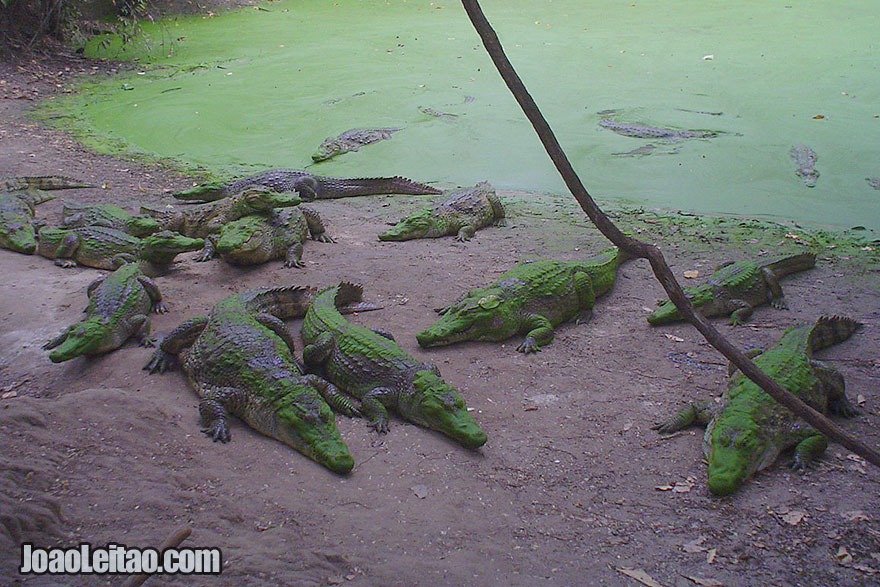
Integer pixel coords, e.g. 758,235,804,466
120,525,192,587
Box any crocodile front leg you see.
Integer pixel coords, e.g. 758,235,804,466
129,314,155,347
302,206,335,242
137,275,167,313
761,266,787,309
651,401,715,434
487,190,506,225
199,386,240,442
726,299,754,325
361,386,395,433
811,359,860,418
455,224,477,242
573,270,597,324
144,315,209,373
194,238,216,262
254,312,298,358
791,433,828,470
284,242,305,268
302,332,335,369
52,232,81,268
516,313,554,353
302,374,360,417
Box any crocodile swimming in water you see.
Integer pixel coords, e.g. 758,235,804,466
61,201,160,237
43,263,167,362
598,119,721,140
173,169,441,202
312,128,400,162
791,145,819,188
0,190,54,254
648,253,816,326
378,182,505,242
215,206,333,268
37,226,204,270
301,282,487,448
144,286,380,474
653,315,861,496
417,247,632,353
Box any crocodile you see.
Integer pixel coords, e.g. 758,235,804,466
43,263,166,362
37,226,204,270
312,128,400,162
378,181,506,242
1,176,94,192
301,282,487,448
865,177,879,191
215,206,333,268
791,145,819,187
652,316,861,496
417,247,631,353
61,201,160,237
173,169,441,202
144,286,381,474
648,253,816,326
598,119,720,140
0,190,54,254
141,186,301,261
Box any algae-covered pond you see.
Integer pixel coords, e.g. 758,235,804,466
46,0,880,230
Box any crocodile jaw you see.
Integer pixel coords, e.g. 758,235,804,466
0,219,37,254
274,402,354,474
47,318,107,362
399,370,487,449
417,306,512,347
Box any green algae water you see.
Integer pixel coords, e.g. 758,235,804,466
47,1,880,230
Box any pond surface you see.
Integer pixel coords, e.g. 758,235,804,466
55,0,880,230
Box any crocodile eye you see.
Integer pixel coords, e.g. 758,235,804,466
478,295,500,309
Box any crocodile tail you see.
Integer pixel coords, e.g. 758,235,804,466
614,246,637,265
2,176,95,191
808,315,861,353
764,252,816,278
334,282,382,313
27,190,57,206
321,177,442,198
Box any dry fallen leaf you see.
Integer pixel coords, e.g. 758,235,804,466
411,485,428,499
683,270,700,279
782,510,807,526
843,510,870,523
655,485,673,491
837,546,853,564
615,567,663,587
706,548,717,564
664,334,685,343
857,394,866,405
683,535,708,553
684,575,724,587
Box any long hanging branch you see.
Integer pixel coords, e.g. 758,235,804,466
460,0,880,468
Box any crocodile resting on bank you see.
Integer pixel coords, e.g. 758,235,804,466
61,201,160,237
215,206,333,268
172,169,441,202
378,181,506,242
0,190,55,254
144,286,380,474
301,282,487,448
43,263,167,362
0,176,94,192
653,316,861,496
648,253,816,325
417,247,632,353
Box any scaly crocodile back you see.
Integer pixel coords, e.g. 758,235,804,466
1,176,94,192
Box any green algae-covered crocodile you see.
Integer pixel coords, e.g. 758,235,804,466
301,282,487,448
141,186,301,261
417,247,631,353
791,145,819,188
598,119,721,140
172,169,441,202
378,181,506,242
144,286,380,474
1,176,94,192
653,316,861,496
37,226,204,270
648,253,816,326
61,201,160,237
0,190,55,254
43,263,167,363
215,206,333,268
312,128,400,162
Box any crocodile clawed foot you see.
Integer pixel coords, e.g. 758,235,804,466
313,234,335,243
770,297,788,310
203,421,231,443
55,259,77,268
516,337,541,353
139,336,158,348
194,250,215,262
368,419,390,434
144,349,177,374
284,259,306,269
152,302,168,314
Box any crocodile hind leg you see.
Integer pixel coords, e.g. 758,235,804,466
52,232,81,267
143,316,209,373
254,313,298,357
284,243,306,268
573,271,597,324
302,206,335,243
194,238,216,262
301,374,360,417
517,313,554,353
129,314,155,347
726,299,755,325
487,190,507,226
761,266,788,309
455,224,478,242
812,360,860,418
137,275,167,313
791,433,828,470
302,332,334,369
199,386,241,442
651,401,715,434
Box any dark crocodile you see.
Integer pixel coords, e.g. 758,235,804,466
791,145,819,187
599,119,720,140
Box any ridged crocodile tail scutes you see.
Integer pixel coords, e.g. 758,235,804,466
807,315,861,353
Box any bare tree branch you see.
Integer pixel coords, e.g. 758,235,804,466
460,0,880,468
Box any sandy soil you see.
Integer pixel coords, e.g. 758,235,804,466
1,52,880,587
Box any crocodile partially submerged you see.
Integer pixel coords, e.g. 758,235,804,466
378,181,506,242
301,282,487,448
144,286,380,474
61,201,160,237
417,247,631,353
648,253,816,326
653,316,861,496
1,176,94,192
43,263,166,362
865,177,879,191
791,145,819,187
0,190,54,254
37,226,204,270
173,169,441,202
215,206,333,268
141,186,301,260
598,119,720,140
312,128,400,162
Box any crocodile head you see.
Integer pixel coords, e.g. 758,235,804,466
125,215,161,238
378,208,439,241
416,291,514,347
0,214,37,254
172,180,230,201
139,231,205,264
47,316,109,362
705,416,767,496
311,138,341,162
215,217,268,263
646,286,715,325
240,186,301,211
274,386,354,474
398,367,487,449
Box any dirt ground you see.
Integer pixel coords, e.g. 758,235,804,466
1,49,880,587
